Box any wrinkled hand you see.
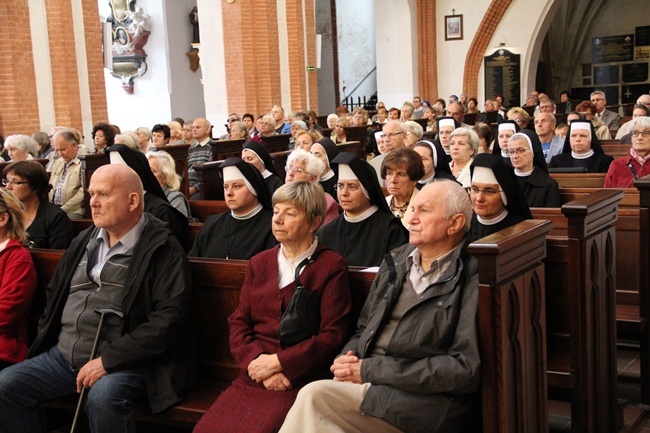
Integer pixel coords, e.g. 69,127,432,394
331,350,363,384
76,357,107,393
262,372,293,391
247,354,282,383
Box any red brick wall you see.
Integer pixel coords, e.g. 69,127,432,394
286,0,308,110
0,0,40,136
83,0,108,123
463,0,513,98
416,0,437,100
222,0,281,117
44,0,83,130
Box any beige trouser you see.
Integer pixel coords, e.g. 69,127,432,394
279,380,404,433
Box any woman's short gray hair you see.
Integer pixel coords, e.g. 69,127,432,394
231,121,248,135
402,121,423,139
450,127,479,156
272,181,327,230
146,150,181,191
634,116,650,130
287,149,325,178
5,134,39,157
435,179,473,232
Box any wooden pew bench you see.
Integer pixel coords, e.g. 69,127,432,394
550,173,606,188
534,189,623,432
28,220,556,433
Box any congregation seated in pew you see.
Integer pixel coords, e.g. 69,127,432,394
3,161,74,249
605,117,650,188
469,153,533,242
107,144,190,252
193,181,352,433
285,149,339,225
280,180,481,433
189,158,277,260
146,150,193,220
549,121,614,173
317,152,408,268
242,140,284,194
507,130,561,207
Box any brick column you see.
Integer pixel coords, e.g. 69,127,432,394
462,0,513,98
0,0,40,136
82,0,107,124
416,0,437,100
44,0,83,130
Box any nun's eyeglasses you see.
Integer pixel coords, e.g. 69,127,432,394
470,186,502,196
507,148,528,155
334,182,360,192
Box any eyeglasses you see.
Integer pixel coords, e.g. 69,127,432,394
470,186,502,196
507,148,528,156
2,179,28,186
631,130,650,138
285,165,306,174
380,132,404,138
226,118,237,123
334,182,360,192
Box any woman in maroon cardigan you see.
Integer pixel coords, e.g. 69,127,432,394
0,189,37,370
194,181,352,433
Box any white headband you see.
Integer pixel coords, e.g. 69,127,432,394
439,119,455,129
223,166,257,196
509,133,533,153
498,123,517,133
337,164,369,199
571,121,592,141
471,166,507,206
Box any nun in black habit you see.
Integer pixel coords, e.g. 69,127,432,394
242,140,284,193
310,137,340,198
469,153,532,242
548,121,614,173
508,130,560,208
317,152,408,267
413,139,456,189
189,157,277,259
492,120,520,167
107,144,190,251
435,116,459,163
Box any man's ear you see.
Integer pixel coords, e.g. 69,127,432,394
128,192,140,212
447,213,466,236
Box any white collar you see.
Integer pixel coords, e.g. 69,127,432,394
418,172,435,184
514,167,534,177
320,170,335,181
262,169,273,179
571,149,595,159
231,203,263,220
477,209,509,226
344,205,379,223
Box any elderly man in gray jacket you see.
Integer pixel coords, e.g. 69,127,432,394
280,180,480,433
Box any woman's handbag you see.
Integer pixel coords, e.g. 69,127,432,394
278,249,328,347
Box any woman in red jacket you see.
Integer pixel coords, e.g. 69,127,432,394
0,188,37,370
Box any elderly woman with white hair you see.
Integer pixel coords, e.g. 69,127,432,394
326,113,338,130
402,121,424,148
146,150,192,219
449,127,479,189
289,120,308,149
285,149,339,224
4,135,39,162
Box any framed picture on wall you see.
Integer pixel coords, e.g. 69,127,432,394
445,15,463,41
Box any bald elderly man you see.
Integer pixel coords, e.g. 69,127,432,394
0,164,194,433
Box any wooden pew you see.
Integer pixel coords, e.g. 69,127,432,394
189,200,229,222
469,220,553,433
208,138,245,161
30,219,557,432
537,190,623,432
550,173,606,188
261,134,290,153
343,125,369,158
193,160,225,201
